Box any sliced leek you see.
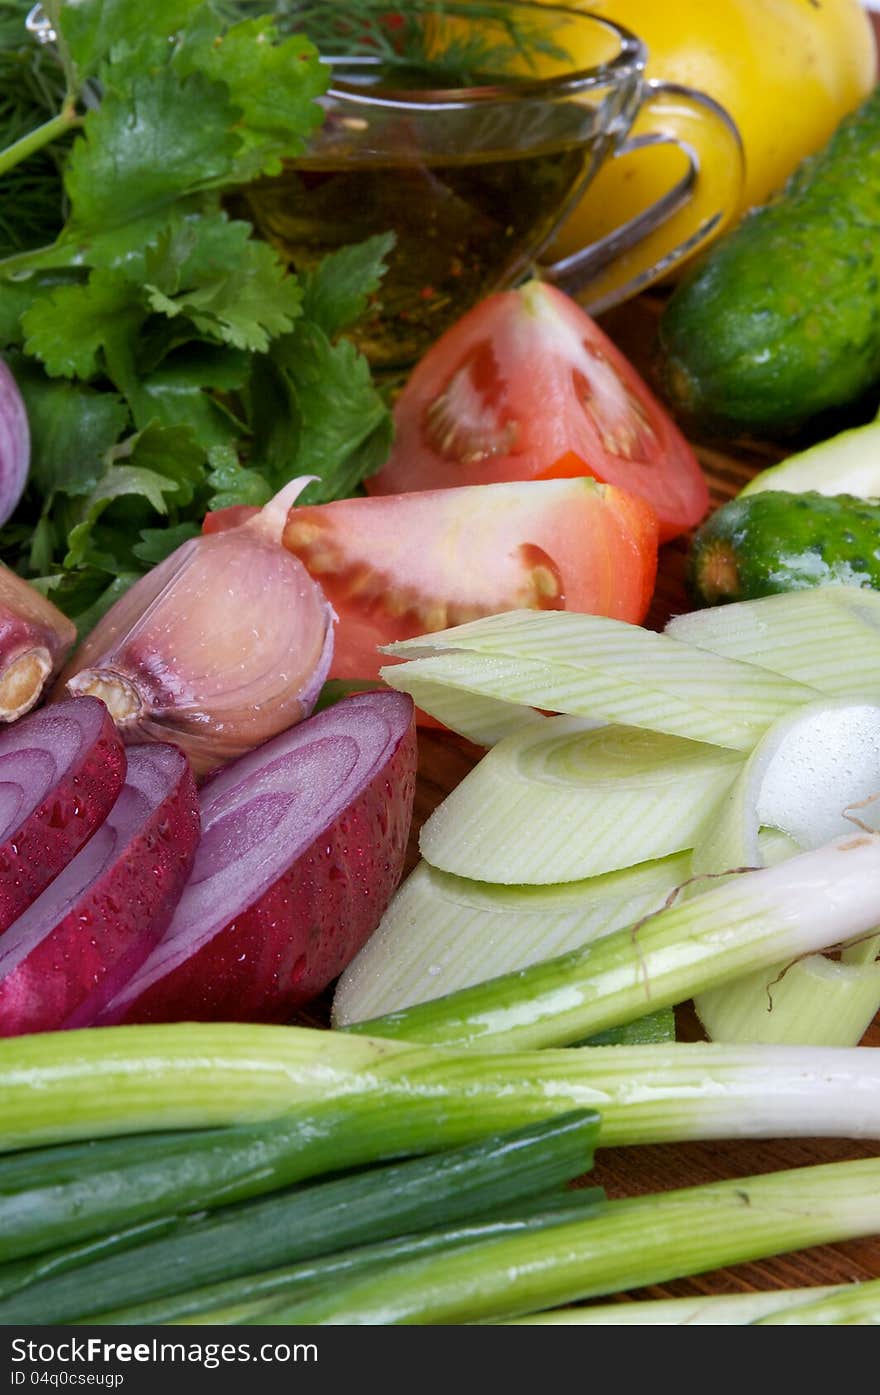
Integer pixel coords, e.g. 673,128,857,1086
666,585,880,700
381,609,818,751
402,681,548,748
333,850,692,1025
416,720,742,884
350,832,880,1050
692,699,880,1046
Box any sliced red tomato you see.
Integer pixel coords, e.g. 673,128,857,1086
281,476,658,684
366,280,708,543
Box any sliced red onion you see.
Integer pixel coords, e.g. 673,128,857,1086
0,742,200,1036
0,697,126,936
0,564,76,721
0,359,29,528
98,690,417,1025
58,480,336,777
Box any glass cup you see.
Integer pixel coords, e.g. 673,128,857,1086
233,1,744,371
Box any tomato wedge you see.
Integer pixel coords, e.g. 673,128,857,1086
282,476,658,684
366,280,708,543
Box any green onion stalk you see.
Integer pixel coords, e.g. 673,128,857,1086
755,1276,880,1325
510,1287,848,1325
1,1020,879,1268
3,1024,880,1157
87,1195,607,1326
0,1112,604,1322
245,1157,880,1325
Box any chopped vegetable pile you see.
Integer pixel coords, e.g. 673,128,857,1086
0,0,878,1330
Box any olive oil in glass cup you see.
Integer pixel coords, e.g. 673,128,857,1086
233,2,743,371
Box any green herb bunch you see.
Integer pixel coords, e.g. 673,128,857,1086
0,0,394,632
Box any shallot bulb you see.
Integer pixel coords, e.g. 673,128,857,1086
58,481,335,776
0,565,75,721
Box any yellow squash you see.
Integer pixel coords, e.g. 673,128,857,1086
536,0,877,261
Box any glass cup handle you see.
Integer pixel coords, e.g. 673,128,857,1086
542,80,745,314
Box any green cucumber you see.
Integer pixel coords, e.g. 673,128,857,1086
688,492,880,606
659,88,880,434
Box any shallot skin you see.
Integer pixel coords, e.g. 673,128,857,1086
0,564,76,722
102,692,418,1025
58,483,336,777
0,698,126,936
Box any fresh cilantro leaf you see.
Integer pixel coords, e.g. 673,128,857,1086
246,353,297,480
71,572,143,636
60,423,208,574
105,422,208,509
178,16,326,179
0,276,57,349
105,426,206,516
150,342,251,391
64,69,242,231
276,322,393,501
52,0,205,86
146,239,302,352
130,378,242,452
206,452,273,510
27,515,57,576
80,465,182,521
63,467,186,571
36,567,143,637
9,207,192,280
301,233,396,340
2,214,197,291
133,521,200,566
125,339,249,448
143,212,254,295
11,363,129,501
331,407,395,496
21,270,144,379
0,0,394,607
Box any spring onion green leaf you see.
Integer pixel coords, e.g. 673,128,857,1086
0,1111,601,1321
3,1027,880,1183
243,1157,880,1325
83,1193,608,1326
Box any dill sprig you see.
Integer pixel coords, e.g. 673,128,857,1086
0,1,69,255
218,1,570,87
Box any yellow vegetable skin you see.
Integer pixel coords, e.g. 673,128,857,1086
535,0,876,261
